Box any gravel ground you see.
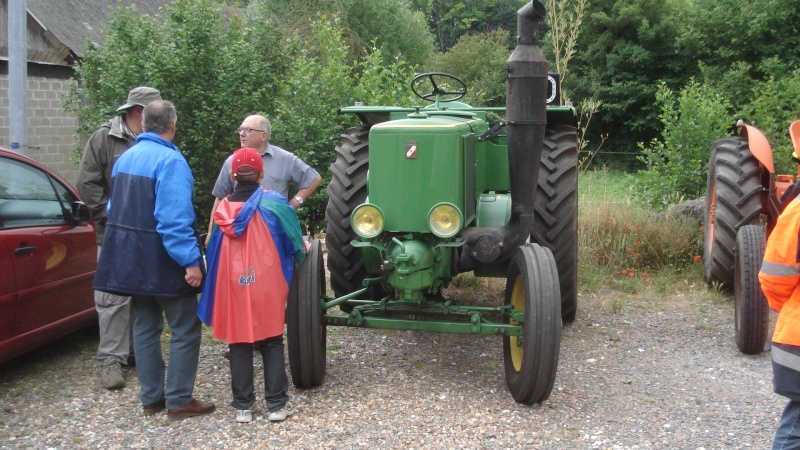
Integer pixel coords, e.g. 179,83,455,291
0,279,782,449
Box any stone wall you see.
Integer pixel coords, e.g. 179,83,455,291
0,61,83,185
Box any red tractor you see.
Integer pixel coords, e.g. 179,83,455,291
704,120,800,354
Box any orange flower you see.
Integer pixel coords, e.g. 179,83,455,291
693,255,702,262
641,273,648,278
635,226,641,231
699,225,704,231
635,240,641,246
628,272,635,277
621,269,627,275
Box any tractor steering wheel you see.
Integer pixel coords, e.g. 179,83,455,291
411,72,467,103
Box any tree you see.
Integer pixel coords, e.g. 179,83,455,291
541,0,589,89
65,0,290,230
409,0,526,52
434,29,510,106
675,0,800,111
566,0,687,167
272,15,420,233
247,0,435,67
635,81,732,209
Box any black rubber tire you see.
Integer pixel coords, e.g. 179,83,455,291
325,125,372,309
734,225,769,354
703,137,764,288
503,243,562,405
532,124,579,323
287,238,327,388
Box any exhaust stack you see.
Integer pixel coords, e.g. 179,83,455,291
459,0,548,270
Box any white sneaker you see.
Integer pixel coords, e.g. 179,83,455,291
268,402,295,422
236,409,252,423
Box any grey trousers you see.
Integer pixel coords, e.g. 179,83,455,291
229,335,289,412
95,245,134,366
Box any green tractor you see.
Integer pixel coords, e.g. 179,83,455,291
287,0,578,405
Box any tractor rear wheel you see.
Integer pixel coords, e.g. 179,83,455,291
326,125,372,311
503,243,561,405
533,124,579,323
287,238,327,387
734,225,769,354
703,137,764,288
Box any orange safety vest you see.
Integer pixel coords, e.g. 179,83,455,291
760,198,800,346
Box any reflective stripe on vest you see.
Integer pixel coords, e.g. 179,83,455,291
761,260,800,277
774,345,800,372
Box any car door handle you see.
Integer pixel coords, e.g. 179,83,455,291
15,246,36,255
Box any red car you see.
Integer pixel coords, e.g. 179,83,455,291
0,147,97,364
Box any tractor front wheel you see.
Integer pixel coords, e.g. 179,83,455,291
734,225,769,354
503,243,561,405
287,238,327,387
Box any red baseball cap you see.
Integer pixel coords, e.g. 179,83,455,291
231,147,263,177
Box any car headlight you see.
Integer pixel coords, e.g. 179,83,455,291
351,204,384,238
428,203,462,238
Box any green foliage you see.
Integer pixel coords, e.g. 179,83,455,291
634,81,732,209
579,170,704,292
247,0,434,68
541,0,588,89
567,0,688,164
64,0,289,229
64,5,161,137
409,0,524,52
273,16,419,234
345,0,435,68
676,0,800,110
434,29,510,106
744,69,800,175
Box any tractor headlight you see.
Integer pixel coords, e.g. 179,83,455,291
352,204,384,238
428,203,462,238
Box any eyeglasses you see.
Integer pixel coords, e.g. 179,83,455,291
237,127,266,134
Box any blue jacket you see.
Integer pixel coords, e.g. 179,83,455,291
94,132,202,298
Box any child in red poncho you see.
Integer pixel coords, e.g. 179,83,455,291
198,147,305,424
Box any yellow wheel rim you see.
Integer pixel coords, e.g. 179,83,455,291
510,275,524,372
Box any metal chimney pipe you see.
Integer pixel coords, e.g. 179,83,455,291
458,1,547,270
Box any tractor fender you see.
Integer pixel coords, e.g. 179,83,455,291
790,120,800,157
738,121,774,174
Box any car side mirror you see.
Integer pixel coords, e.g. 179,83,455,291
69,201,90,223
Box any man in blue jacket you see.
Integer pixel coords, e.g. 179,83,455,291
94,100,215,421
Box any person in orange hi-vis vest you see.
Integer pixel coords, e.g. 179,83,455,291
759,172,800,449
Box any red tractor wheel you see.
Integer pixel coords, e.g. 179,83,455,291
703,137,764,288
734,225,769,354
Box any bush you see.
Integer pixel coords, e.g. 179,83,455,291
634,81,732,209
273,15,420,234
434,29,511,107
64,0,290,229
579,170,704,292
578,204,705,294
744,68,800,175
